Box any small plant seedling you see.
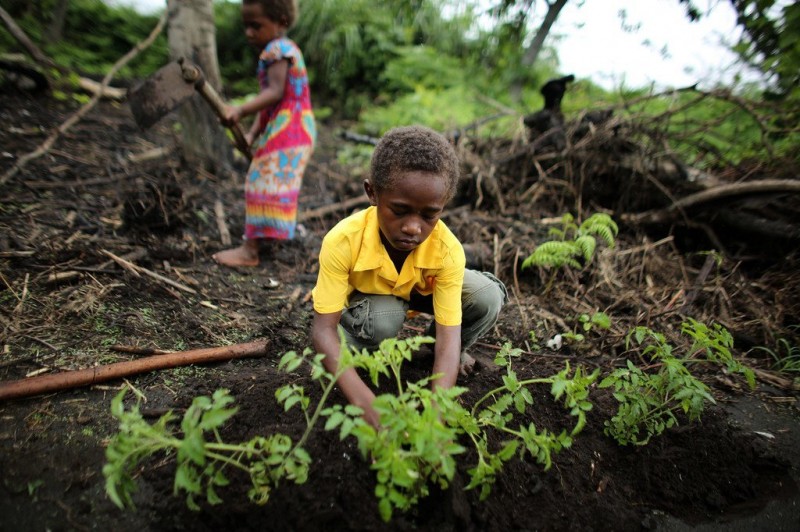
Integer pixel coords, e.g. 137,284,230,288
104,335,600,522
600,319,755,446
560,311,612,347
345,340,599,519
522,213,618,292
751,326,800,376
103,342,366,511
461,344,598,499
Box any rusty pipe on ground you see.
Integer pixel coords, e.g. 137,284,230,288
0,339,269,401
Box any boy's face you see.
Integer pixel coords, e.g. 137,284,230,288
241,3,282,49
364,171,448,252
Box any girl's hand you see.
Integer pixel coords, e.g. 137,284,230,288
221,104,242,127
244,131,255,147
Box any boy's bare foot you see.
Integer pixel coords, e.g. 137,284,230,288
212,243,259,267
459,351,477,376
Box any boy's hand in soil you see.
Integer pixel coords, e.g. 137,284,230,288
312,310,381,429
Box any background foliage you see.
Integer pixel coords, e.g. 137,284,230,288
0,0,797,166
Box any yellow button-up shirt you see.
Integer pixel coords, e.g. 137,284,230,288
312,206,466,326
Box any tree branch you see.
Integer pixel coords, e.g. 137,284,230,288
622,179,800,224
1,11,167,186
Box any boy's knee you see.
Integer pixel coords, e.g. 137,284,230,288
463,271,507,319
341,294,407,349
371,316,405,343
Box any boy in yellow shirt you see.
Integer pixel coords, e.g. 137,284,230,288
311,125,507,427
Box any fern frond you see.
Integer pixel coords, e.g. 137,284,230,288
579,214,618,248
522,241,582,270
575,235,597,263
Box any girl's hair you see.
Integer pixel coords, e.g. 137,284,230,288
370,126,460,202
243,0,297,28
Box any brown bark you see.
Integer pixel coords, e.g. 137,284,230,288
166,0,233,172
0,339,269,401
622,179,800,225
45,0,70,44
510,0,569,101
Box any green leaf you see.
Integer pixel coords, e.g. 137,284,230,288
324,412,345,431
199,407,238,431
206,484,223,505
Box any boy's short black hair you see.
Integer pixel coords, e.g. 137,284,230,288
244,0,297,28
370,125,460,202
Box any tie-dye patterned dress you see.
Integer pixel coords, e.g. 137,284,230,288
245,37,315,241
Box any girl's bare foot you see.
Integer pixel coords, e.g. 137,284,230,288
212,241,259,267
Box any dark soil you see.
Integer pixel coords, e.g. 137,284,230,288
1,89,799,532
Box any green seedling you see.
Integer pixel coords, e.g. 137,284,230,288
600,320,755,446
522,213,618,292
752,327,800,375
104,334,599,523
103,337,366,511
560,311,612,347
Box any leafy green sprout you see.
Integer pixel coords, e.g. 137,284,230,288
103,340,365,511
461,344,599,499
599,320,756,446
521,213,618,293
561,311,612,345
103,334,599,522
751,328,800,374
339,338,599,520
28,480,44,497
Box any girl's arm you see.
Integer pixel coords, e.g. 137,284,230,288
222,59,290,126
311,310,380,428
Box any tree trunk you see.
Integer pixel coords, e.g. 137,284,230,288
166,0,233,172
510,0,569,102
45,0,69,44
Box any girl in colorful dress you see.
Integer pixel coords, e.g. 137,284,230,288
215,0,315,267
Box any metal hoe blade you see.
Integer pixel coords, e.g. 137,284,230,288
127,61,197,130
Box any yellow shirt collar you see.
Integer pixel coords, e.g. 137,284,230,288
353,206,444,273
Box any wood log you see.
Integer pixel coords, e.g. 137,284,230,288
622,179,800,225
0,339,269,401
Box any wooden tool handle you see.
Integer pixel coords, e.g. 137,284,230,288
195,79,252,160
179,61,252,161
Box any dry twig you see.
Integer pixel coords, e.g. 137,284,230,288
1,11,167,185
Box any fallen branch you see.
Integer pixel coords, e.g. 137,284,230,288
340,130,378,145
751,367,799,391
0,7,58,69
77,77,127,100
214,200,232,246
0,7,126,99
128,146,171,163
100,249,197,295
622,179,800,225
0,339,269,401
0,11,167,186
299,194,369,221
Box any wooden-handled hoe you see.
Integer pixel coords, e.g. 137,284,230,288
127,57,252,160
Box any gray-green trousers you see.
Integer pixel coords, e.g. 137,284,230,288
340,270,508,351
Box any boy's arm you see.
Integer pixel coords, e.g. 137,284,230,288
431,323,461,390
311,310,380,428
